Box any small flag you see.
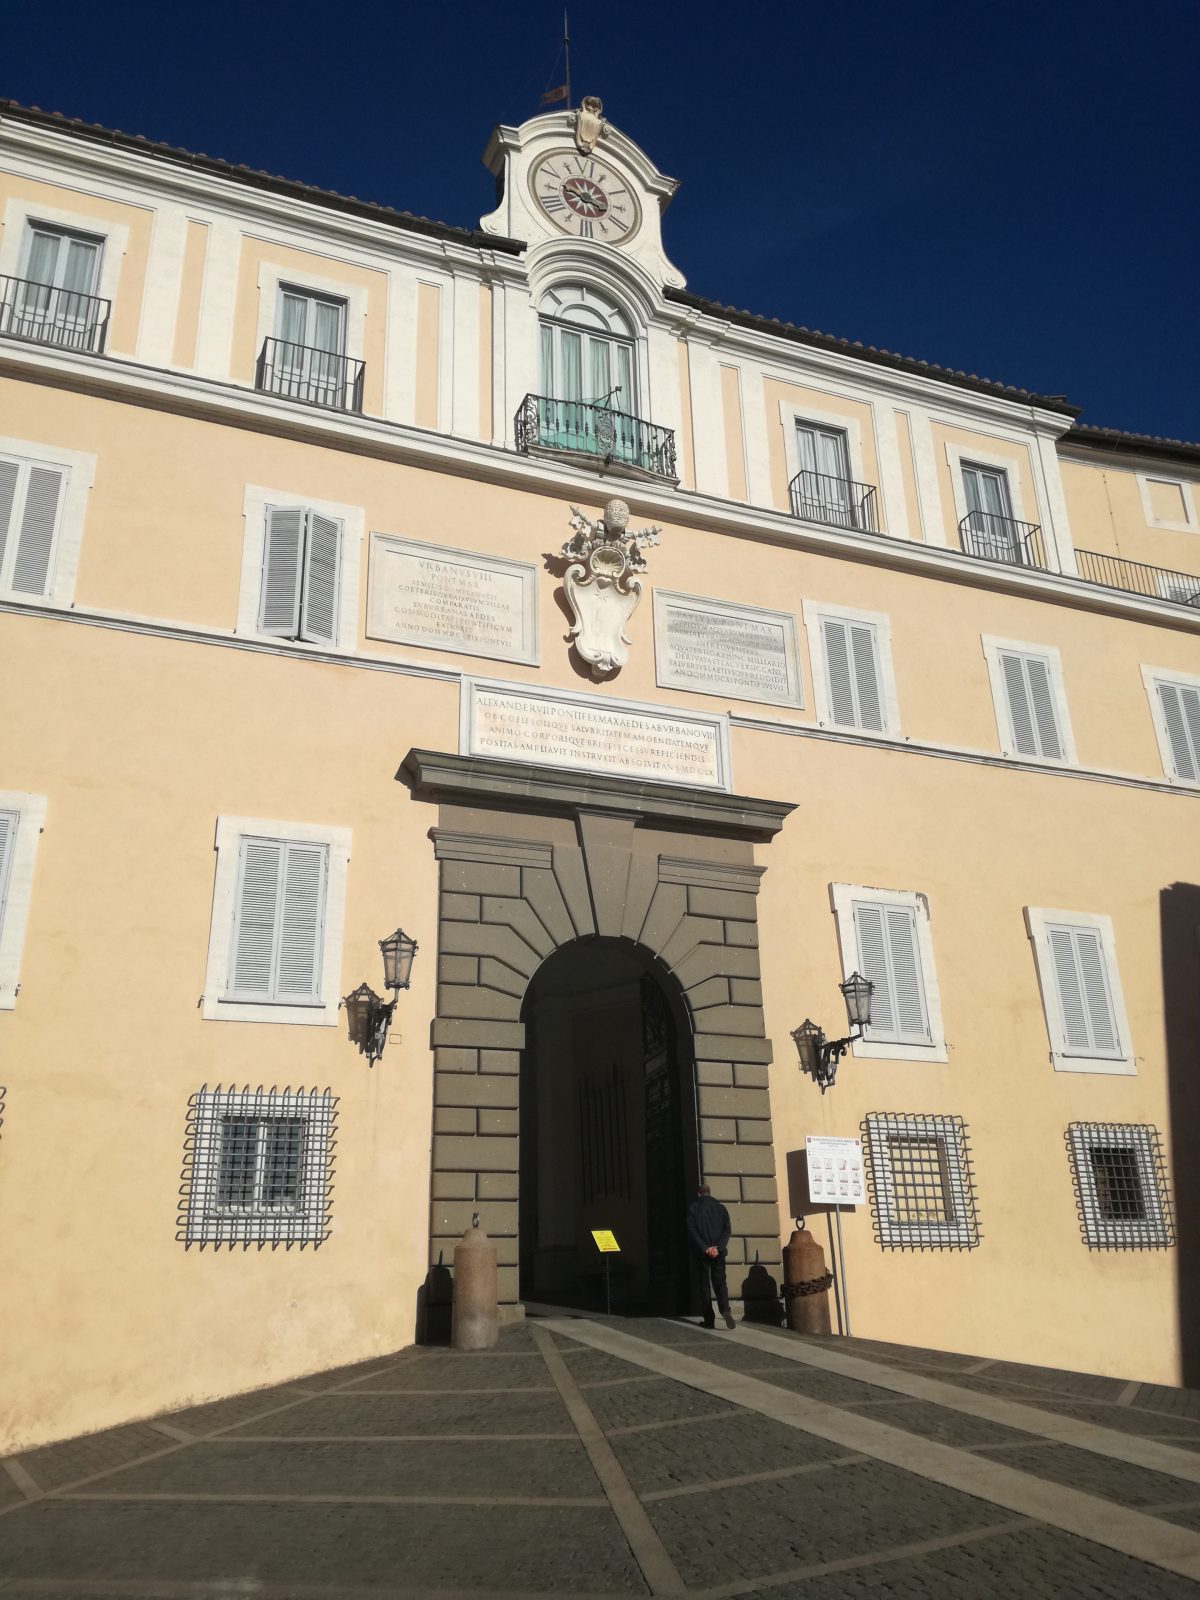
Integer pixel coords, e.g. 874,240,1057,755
540,84,569,106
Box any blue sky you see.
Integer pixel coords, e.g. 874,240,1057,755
4,0,1197,438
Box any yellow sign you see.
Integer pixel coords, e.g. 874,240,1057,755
591,1229,620,1254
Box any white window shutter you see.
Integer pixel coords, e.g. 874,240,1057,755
229,840,283,997
0,809,17,932
10,466,64,596
1025,657,1063,760
259,507,305,636
855,900,930,1044
0,459,19,583
850,623,884,731
1000,651,1038,755
855,903,894,1033
300,513,341,645
1158,682,1200,780
275,844,326,999
823,618,857,726
1048,925,1119,1056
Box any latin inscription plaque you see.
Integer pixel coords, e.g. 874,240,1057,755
654,590,801,708
368,535,538,665
462,679,732,791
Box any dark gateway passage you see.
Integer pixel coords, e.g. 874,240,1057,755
519,939,699,1314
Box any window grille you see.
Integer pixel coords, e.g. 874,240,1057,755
179,1085,337,1248
1066,1123,1174,1250
862,1112,980,1250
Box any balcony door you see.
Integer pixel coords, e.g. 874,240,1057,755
275,288,346,407
538,284,638,465
13,225,103,348
962,463,1019,561
794,422,855,528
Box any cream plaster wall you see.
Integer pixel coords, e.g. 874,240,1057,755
414,281,441,430
170,219,209,369
1061,457,1200,577
0,173,152,355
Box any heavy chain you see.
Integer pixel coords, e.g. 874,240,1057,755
780,1271,834,1300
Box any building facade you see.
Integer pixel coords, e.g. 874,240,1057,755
1,96,1198,1454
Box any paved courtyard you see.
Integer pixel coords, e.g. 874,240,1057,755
4,1313,1200,1597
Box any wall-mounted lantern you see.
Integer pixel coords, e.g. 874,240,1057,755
342,928,418,1065
791,971,874,1091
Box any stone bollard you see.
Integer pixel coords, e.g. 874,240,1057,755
781,1225,833,1335
452,1217,498,1350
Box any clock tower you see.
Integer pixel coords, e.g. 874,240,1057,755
480,100,685,291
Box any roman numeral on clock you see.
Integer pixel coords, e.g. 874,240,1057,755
578,220,594,239
542,195,566,213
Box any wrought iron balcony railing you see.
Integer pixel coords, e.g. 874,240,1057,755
789,469,879,533
255,337,365,413
1076,549,1200,608
958,509,1048,571
0,274,111,354
515,394,677,480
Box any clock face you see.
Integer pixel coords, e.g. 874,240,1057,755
529,152,640,244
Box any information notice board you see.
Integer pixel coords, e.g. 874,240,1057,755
805,1135,865,1206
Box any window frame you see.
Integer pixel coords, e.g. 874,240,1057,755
236,484,363,651
862,1111,980,1250
802,600,901,737
981,635,1077,766
180,1085,337,1248
830,883,947,1061
18,221,105,295
201,815,351,1026
0,792,48,1010
0,436,95,605
1136,472,1198,535
1024,907,1134,1074
252,265,367,384
0,201,126,327
1142,665,1200,785
1066,1122,1174,1250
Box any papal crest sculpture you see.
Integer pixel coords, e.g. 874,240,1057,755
560,499,661,678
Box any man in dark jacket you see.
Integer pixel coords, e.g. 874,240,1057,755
687,1184,736,1329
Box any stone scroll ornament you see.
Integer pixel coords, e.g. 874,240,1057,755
561,499,661,678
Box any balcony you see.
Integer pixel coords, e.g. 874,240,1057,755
958,509,1048,571
255,337,364,413
0,274,110,354
789,469,878,533
1076,549,1200,609
515,394,677,482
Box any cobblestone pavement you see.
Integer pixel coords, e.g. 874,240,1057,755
3,1315,1200,1597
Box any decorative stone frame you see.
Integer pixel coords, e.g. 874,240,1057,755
403,749,794,1312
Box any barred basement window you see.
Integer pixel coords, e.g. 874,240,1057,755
1066,1123,1174,1250
179,1085,337,1248
862,1112,980,1250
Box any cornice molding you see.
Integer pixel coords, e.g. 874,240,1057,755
1,339,1197,636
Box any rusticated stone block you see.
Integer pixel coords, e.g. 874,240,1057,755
432,1134,518,1173
725,1202,783,1237
696,1085,771,1120
522,867,575,947
481,1049,520,1075
432,1172,475,1200
705,1175,741,1202
694,1032,772,1064
497,1266,519,1304
736,1119,774,1144
700,1117,736,1143
439,954,479,984
436,1075,518,1109
673,944,761,988
441,861,520,897
734,1063,770,1088
741,1175,780,1203
552,845,595,938
432,1018,525,1050
743,1237,784,1268
724,920,759,948
696,1061,734,1087
440,892,481,922
479,1108,518,1136
659,915,724,970
432,1200,518,1238
687,886,759,921
479,957,528,998
481,896,554,960
639,883,687,959
702,1141,776,1177
686,975,731,1011
478,1172,519,1200
697,1005,768,1038
435,1047,479,1074
433,1107,476,1135
730,977,764,1005
439,920,535,971
437,983,522,1022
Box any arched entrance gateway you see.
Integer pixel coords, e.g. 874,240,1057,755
403,749,795,1322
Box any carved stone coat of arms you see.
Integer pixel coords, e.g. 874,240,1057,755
560,499,661,678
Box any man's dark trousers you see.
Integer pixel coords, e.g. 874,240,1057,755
700,1254,731,1328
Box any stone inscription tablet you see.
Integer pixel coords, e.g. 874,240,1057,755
368,535,538,665
462,680,732,792
654,590,801,708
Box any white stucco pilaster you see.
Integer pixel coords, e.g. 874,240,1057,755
137,204,189,368
193,214,241,381
907,407,946,546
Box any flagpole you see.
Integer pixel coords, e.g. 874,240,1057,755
563,12,572,111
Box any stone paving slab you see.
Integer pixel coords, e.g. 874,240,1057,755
157,1384,321,1436
1027,1399,1200,1440
9,1422,174,1491
86,1438,603,1499
586,1377,737,1432
0,1500,646,1593
609,1410,851,1495
970,1440,1200,1511
220,1391,571,1438
838,1398,1037,1450
646,1460,1017,1587
560,1348,659,1385
745,1522,1200,1599
347,1354,553,1391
